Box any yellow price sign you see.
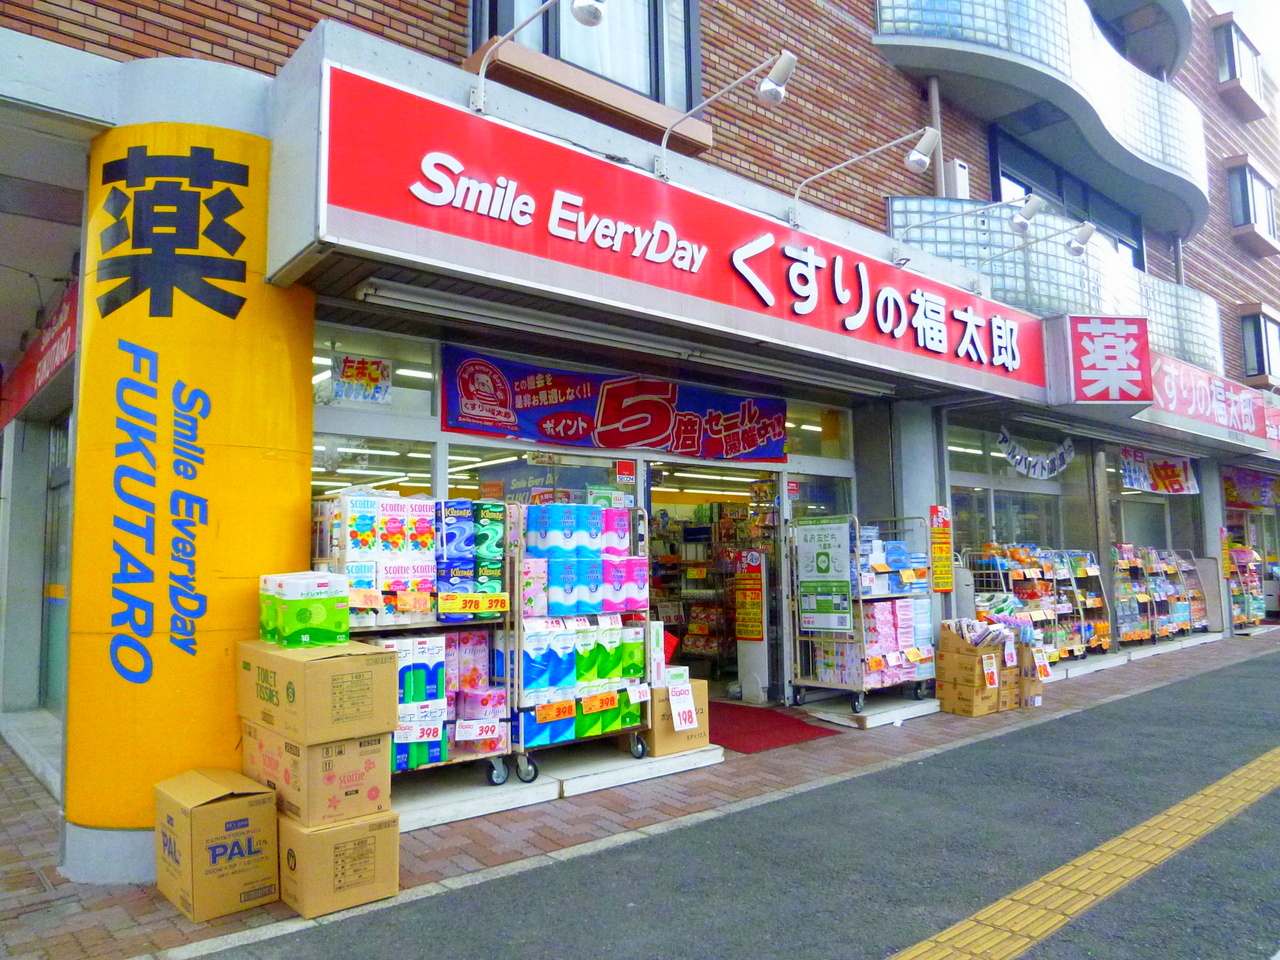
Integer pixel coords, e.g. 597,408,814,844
438,592,509,614
581,691,619,715
686,566,708,580
396,591,434,612
535,699,576,723
904,647,923,663
900,569,918,583
349,588,382,608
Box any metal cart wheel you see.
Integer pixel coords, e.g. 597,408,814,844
486,758,510,786
912,682,924,701
629,733,647,759
851,691,865,714
794,688,807,706
515,754,539,783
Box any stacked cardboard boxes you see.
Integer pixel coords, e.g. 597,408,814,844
236,640,401,918
934,622,1045,717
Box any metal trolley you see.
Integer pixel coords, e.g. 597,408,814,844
789,515,934,714
505,506,653,784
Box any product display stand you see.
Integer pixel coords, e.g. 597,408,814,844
963,545,1064,660
1143,548,1192,639
1175,549,1210,631
790,515,935,714
508,507,652,784
1226,547,1265,628
1111,545,1154,645
1051,551,1111,655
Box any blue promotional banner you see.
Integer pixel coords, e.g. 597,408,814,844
441,345,787,461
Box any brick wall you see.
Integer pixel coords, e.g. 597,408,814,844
1169,0,1280,381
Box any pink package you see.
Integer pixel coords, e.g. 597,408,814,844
459,686,507,720
623,557,649,611
602,557,629,613
445,634,461,693
457,630,490,690
453,722,510,755
601,508,630,556
447,691,456,721
521,558,548,618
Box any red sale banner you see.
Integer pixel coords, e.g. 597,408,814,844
325,67,1047,390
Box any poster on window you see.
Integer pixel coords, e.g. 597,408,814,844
1222,466,1280,508
333,355,392,403
441,345,786,461
1119,448,1199,494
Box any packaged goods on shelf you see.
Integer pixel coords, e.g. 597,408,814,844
376,496,409,554
261,573,351,647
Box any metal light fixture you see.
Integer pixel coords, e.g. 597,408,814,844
972,220,1096,291
894,194,1045,249
789,126,939,226
654,50,798,181
470,0,606,114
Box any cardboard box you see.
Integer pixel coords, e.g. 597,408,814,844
278,812,400,919
647,679,709,757
999,666,1019,689
241,721,392,827
237,641,397,744
155,769,278,923
937,623,1005,655
998,686,1020,712
1019,676,1045,707
934,650,995,687
935,680,999,717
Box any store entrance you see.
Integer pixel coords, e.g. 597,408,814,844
646,463,782,701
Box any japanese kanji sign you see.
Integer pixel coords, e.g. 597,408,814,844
333,354,391,403
324,67,1047,394
996,426,1074,479
1149,353,1267,443
441,345,787,460
70,123,314,831
1120,448,1200,495
929,505,954,594
1067,315,1153,403
1222,466,1280,508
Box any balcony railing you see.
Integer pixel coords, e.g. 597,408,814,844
889,197,1223,373
876,0,1209,236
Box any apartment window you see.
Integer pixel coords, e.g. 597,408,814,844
475,0,695,110
993,132,1145,269
1228,165,1277,236
1213,19,1269,121
1242,310,1280,378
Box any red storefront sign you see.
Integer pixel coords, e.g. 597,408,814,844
1149,353,1266,442
325,67,1046,390
0,281,78,430
1067,316,1152,403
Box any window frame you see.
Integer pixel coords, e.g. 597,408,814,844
1214,21,1263,99
1242,310,1280,379
471,0,701,111
1228,163,1278,238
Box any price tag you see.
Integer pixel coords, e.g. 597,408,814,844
1026,569,1041,579
599,614,623,628
871,563,892,573
626,683,650,705
687,566,708,580
900,569,918,583
439,592,509,614
581,691,619,715
867,655,887,672
349,588,382,608
1032,648,1052,679
570,616,594,630
981,653,999,688
886,651,904,667
1003,639,1017,668
1086,565,1100,577
396,591,434,612
668,683,698,731
535,700,575,723
904,647,923,663
454,719,501,741
1010,569,1025,580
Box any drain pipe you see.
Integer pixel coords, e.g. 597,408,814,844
1173,234,1186,285
927,76,945,197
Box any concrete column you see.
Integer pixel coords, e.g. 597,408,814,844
1198,460,1232,634
891,401,944,627
0,420,50,711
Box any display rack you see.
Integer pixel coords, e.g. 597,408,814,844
1111,545,1154,644
962,545,1066,660
650,521,736,674
1050,551,1112,655
1174,549,1210,630
1142,548,1192,639
1226,546,1265,628
790,515,934,714
507,506,652,784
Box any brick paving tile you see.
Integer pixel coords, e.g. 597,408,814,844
0,633,1275,960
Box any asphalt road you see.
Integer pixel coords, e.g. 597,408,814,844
212,650,1280,960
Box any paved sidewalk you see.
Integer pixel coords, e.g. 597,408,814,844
3,634,1278,960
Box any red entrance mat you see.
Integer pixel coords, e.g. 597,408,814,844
707,700,840,754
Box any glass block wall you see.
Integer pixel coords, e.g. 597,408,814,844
888,197,1223,372
877,0,1209,194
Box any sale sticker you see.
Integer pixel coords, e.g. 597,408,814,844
626,683,651,705
439,592,509,614
1004,639,1017,668
668,683,699,731
349,588,382,608
867,655,887,672
581,691,619,715
570,616,594,630
886,651,904,667
981,653,999,688
454,719,501,741
687,566,708,580
904,647,923,663
396,591,434,612
1032,648,1052,679
535,700,576,723
900,569,917,583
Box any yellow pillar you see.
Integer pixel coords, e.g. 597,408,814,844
67,124,314,831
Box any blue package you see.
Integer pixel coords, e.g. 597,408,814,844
883,541,910,570
437,559,475,623
576,505,603,558
547,558,580,617
576,556,603,615
392,741,411,772
436,499,476,562
546,628,577,689
521,630,552,691
545,504,577,559
525,504,550,559
520,710,575,748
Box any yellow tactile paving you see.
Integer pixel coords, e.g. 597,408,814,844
888,745,1280,960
